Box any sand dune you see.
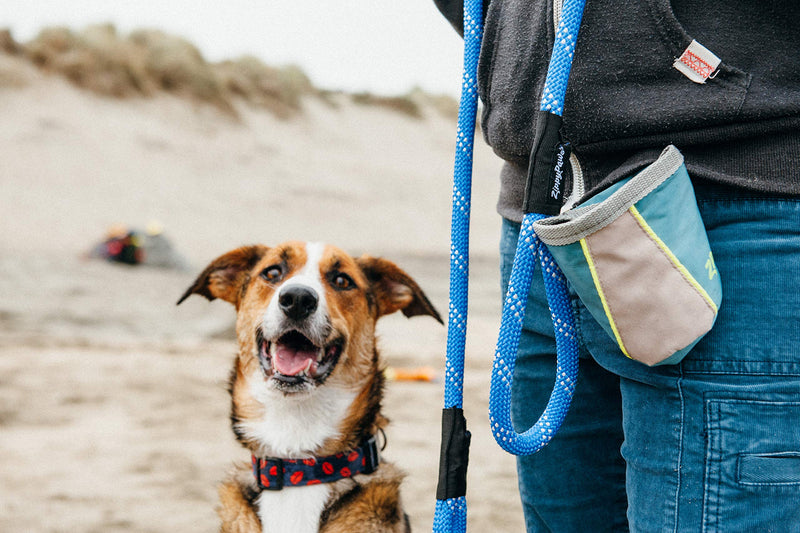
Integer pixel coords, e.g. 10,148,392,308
0,48,524,531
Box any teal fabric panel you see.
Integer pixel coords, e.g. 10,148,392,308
633,165,723,310
544,241,615,349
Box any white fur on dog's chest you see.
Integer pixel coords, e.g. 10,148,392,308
256,484,331,533
241,373,357,456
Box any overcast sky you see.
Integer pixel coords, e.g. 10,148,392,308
3,1,465,97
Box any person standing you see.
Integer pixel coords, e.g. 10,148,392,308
433,1,800,531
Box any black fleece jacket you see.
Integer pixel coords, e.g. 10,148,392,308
434,0,800,221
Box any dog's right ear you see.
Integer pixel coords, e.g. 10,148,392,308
177,245,268,307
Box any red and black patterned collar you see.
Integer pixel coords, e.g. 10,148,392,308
252,435,380,491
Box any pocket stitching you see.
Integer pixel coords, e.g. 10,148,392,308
703,397,800,531
737,452,800,487
703,400,721,532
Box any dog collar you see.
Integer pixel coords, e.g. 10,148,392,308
252,435,380,491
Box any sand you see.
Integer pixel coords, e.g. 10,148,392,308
0,53,525,531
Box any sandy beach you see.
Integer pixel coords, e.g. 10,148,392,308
0,49,525,531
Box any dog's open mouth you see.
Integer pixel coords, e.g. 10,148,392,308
257,329,343,388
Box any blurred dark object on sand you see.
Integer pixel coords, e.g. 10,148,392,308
88,222,189,270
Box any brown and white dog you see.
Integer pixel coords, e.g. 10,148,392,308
178,241,442,532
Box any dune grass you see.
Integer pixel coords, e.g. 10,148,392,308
1,24,457,120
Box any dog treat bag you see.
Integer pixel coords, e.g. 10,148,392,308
532,146,722,366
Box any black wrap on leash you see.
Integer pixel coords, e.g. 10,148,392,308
523,111,571,216
436,407,471,500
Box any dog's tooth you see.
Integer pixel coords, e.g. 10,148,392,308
303,359,313,375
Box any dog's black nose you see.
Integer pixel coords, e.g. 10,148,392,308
278,286,319,321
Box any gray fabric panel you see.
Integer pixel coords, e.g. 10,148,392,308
533,146,683,246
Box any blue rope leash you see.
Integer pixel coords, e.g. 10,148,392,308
488,0,586,455
432,1,483,531
488,214,579,454
539,0,587,115
434,0,586,530
442,0,483,414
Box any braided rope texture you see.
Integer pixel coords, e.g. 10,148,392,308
486,0,586,456
539,0,587,115
436,0,585,528
444,0,483,412
433,1,483,532
489,214,579,455
433,497,468,533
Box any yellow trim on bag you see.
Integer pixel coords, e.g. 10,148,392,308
579,238,631,359
628,205,718,314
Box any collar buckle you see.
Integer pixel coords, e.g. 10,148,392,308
362,435,380,475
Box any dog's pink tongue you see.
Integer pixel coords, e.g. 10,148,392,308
273,344,317,376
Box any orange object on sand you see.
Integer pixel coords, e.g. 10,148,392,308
384,366,438,382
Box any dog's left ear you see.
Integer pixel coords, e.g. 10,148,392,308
356,256,443,324
177,245,269,307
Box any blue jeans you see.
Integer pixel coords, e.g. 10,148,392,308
499,190,800,532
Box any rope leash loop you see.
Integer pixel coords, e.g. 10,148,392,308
487,0,586,456
488,214,579,455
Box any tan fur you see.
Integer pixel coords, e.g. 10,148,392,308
179,241,442,532
217,465,261,533
321,464,410,533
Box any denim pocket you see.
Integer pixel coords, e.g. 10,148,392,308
738,452,800,487
703,396,800,531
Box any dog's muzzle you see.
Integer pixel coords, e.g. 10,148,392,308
257,285,343,391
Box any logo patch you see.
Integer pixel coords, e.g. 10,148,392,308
550,143,569,201
547,142,572,207
673,40,721,84
705,252,718,280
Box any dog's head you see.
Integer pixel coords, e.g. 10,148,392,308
178,241,442,396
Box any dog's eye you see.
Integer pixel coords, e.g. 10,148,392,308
332,273,354,291
260,265,284,282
